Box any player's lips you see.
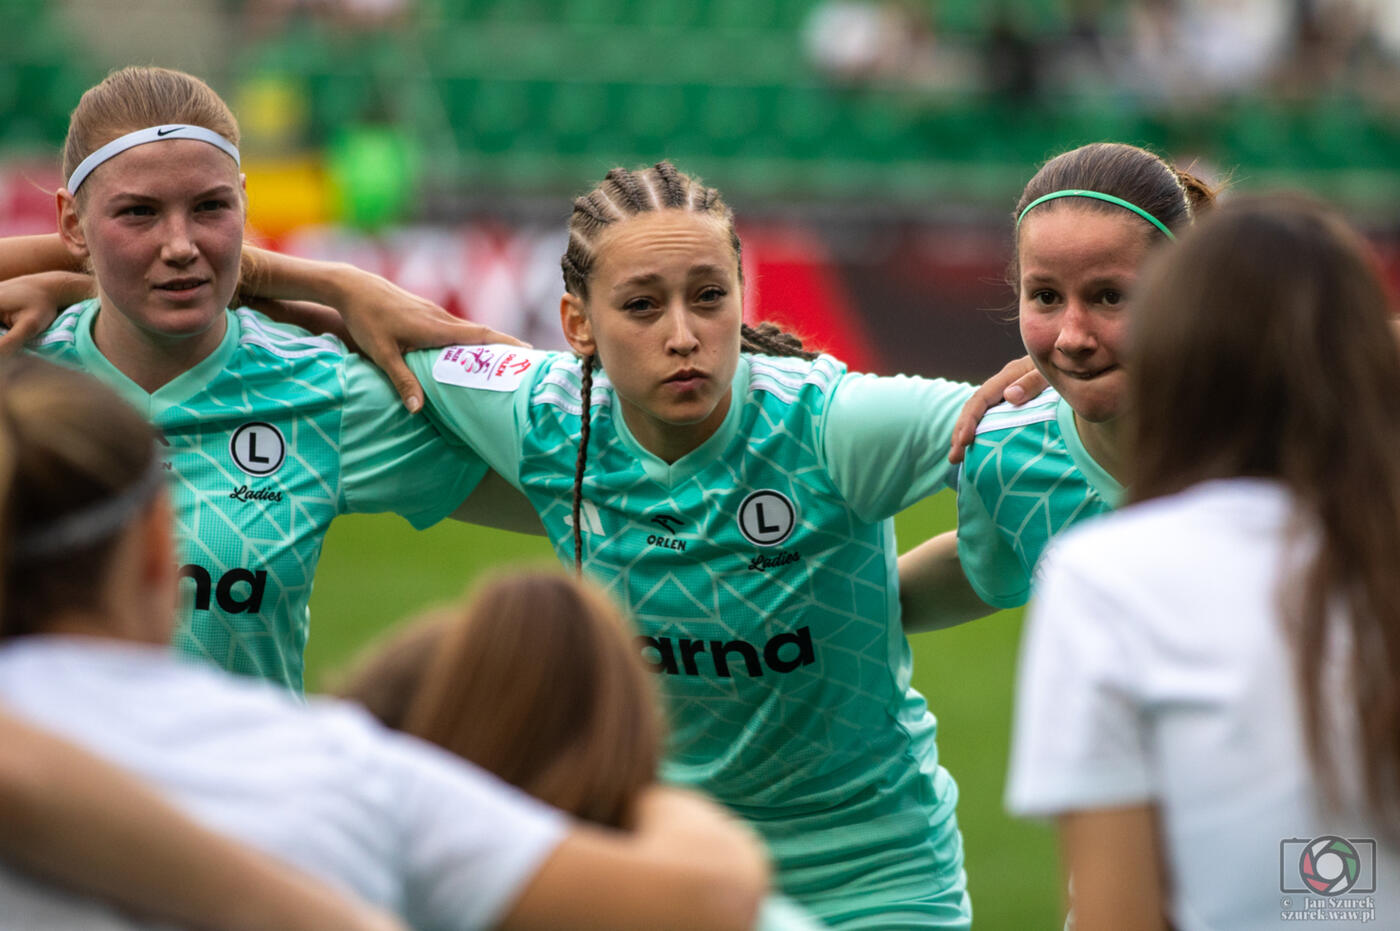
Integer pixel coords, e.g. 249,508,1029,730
1056,363,1118,380
663,368,708,391
153,277,210,297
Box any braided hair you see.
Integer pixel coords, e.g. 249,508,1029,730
561,162,817,572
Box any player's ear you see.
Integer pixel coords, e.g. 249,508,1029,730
56,189,90,260
561,294,596,357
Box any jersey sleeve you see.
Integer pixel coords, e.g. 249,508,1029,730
955,466,1032,609
820,372,974,522
339,355,489,529
406,344,553,488
1004,535,1153,817
373,730,567,931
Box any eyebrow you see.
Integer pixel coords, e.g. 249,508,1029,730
107,183,239,202
610,264,732,295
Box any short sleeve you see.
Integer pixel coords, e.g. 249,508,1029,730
821,372,974,522
375,732,566,931
1005,536,1153,817
339,356,488,529
955,468,1032,609
407,345,554,488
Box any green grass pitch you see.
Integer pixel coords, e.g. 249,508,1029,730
305,491,1061,929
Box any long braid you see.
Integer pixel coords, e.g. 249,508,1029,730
740,322,818,360
571,354,595,574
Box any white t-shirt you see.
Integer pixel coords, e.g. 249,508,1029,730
0,637,565,931
1007,479,1396,931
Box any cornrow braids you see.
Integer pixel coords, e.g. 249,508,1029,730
560,161,734,301
571,354,595,574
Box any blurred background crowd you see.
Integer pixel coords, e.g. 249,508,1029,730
4,0,1398,375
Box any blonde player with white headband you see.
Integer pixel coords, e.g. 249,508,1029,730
0,65,541,692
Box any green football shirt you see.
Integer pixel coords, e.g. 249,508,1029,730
956,388,1120,609
411,344,975,929
27,301,486,691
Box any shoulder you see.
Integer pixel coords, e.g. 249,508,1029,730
973,387,1061,437
28,300,93,354
746,352,846,405
231,307,349,365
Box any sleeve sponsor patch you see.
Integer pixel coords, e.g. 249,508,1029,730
432,344,541,392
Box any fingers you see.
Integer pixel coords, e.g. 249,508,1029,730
383,355,425,413
1006,368,1048,406
0,313,45,357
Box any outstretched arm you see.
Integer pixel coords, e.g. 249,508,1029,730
502,787,768,931
947,356,1046,464
0,710,404,931
239,245,527,413
898,530,996,632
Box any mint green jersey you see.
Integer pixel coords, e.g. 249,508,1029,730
411,345,974,929
956,389,1120,609
27,301,485,691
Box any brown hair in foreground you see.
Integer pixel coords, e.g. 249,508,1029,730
1128,194,1400,834
0,356,159,638
339,571,662,828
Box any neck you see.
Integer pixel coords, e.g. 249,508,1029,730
1074,412,1127,484
93,302,227,394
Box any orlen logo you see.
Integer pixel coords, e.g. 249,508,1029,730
178,565,267,614
638,627,814,678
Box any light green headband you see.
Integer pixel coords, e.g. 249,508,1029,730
1016,189,1175,240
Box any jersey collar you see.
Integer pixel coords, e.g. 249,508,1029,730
72,299,241,420
1055,393,1124,506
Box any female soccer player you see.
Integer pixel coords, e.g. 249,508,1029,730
913,143,1216,611
338,570,825,931
0,352,770,931
0,65,539,692
1007,196,1400,930
314,162,976,929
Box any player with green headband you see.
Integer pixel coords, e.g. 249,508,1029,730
933,143,1218,610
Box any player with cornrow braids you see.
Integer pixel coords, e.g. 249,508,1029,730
382,161,988,928
562,165,817,572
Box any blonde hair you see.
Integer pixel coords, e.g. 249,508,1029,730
339,571,663,828
0,357,159,637
63,66,239,185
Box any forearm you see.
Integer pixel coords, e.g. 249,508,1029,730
0,234,82,280
0,712,402,931
502,788,767,931
898,530,996,632
240,244,360,308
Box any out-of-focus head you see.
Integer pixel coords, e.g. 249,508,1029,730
58,66,245,346
0,356,172,643
1013,142,1216,423
340,571,662,829
1129,194,1400,500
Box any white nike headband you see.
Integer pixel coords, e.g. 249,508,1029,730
66,124,240,193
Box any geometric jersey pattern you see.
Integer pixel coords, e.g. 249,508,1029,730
956,389,1119,609
414,348,972,927
28,301,482,692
